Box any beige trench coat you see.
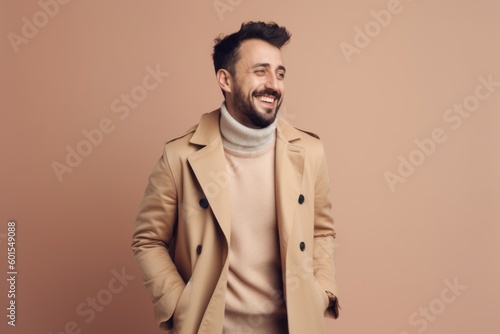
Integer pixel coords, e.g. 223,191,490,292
132,109,339,333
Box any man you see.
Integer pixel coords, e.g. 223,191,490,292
132,21,339,333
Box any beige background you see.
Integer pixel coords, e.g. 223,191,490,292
1,0,499,333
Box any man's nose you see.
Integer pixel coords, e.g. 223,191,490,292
264,73,280,91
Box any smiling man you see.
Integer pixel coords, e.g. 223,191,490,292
217,37,285,129
132,22,340,333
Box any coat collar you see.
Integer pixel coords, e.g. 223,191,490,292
189,110,221,146
187,109,306,253
189,109,305,146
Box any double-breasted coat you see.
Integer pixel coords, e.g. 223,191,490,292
132,109,339,333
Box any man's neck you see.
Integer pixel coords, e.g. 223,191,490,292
219,102,277,152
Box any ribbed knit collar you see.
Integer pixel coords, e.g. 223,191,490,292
220,102,277,152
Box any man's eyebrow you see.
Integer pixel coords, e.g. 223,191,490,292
251,63,287,72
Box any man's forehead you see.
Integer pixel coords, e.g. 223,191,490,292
237,39,284,66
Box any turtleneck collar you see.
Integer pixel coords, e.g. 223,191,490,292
219,102,277,152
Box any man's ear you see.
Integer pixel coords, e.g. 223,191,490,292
216,69,232,94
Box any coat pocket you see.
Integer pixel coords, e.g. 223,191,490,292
313,278,329,311
173,279,193,326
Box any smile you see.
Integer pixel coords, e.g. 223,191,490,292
256,95,276,104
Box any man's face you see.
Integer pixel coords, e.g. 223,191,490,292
227,39,286,129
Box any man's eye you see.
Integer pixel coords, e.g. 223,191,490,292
255,69,265,75
277,72,285,79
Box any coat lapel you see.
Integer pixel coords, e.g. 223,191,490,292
186,111,306,255
275,117,305,267
187,110,232,243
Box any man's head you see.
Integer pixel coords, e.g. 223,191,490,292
212,22,291,129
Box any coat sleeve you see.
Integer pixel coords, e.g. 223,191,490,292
131,147,185,331
312,144,340,319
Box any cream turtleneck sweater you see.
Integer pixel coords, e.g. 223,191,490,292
220,103,288,333
219,102,277,152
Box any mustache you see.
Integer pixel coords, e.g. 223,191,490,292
253,89,281,100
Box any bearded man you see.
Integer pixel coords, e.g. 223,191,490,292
132,21,340,334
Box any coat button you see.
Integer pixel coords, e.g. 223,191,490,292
196,245,202,255
298,194,305,204
299,242,305,251
199,198,209,208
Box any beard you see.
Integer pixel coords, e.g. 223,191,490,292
232,84,283,129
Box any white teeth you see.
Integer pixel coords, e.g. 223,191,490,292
259,96,275,103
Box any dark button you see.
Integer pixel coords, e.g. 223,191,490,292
199,198,209,208
299,242,305,251
196,245,202,255
298,194,305,204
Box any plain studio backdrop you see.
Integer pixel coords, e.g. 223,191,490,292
1,1,499,333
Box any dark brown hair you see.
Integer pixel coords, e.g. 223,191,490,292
212,21,291,75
